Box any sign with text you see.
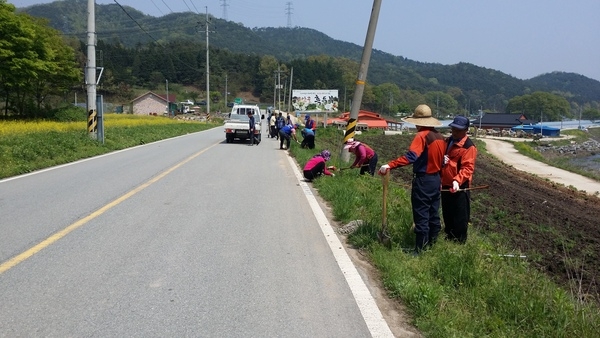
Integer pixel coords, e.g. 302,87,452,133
292,90,339,112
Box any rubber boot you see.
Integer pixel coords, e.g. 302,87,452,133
414,234,428,254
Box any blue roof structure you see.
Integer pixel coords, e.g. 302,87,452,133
512,124,560,136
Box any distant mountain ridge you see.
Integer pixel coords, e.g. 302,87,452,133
19,0,600,105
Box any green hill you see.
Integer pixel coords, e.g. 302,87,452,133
18,0,600,110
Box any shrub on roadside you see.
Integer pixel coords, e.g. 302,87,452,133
50,105,87,122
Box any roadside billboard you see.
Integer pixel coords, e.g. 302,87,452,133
292,90,339,112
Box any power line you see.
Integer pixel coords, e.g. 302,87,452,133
112,1,201,73
113,1,160,42
149,0,164,16
181,0,194,13
160,0,174,14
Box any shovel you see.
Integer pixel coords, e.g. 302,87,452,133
377,171,391,247
441,185,490,192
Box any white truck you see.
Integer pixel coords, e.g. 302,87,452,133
224,104,263,143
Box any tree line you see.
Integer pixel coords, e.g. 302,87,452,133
1,1,79,118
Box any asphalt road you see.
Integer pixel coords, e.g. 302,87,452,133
0,124,393,337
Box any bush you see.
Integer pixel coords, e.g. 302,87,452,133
50,105,87,122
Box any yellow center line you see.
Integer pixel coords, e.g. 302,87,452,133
0,141,220,275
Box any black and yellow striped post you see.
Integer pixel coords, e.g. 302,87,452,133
87,109,97,139
343,118,358,144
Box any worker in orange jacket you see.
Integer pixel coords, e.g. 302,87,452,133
379,104,445,253
441,115,477,243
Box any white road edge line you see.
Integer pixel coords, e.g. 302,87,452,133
286,156,394,338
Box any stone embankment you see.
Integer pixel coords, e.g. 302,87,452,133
535,139,600,155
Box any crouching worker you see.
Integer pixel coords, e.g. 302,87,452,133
300,127,315,149
303,150,335,181
344,138,378,176
279,123,299,150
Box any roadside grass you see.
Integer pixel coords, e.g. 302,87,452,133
290,128,600,337
0,114,220,179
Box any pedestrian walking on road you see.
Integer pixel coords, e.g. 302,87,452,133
344,139,378,176
269,112,277,138
441,116,477,243
303,150,335,181
275,112,285,140
378,104,445,253
247,111,260,146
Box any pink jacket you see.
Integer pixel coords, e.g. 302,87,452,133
303,156,333,176
351,144,375,167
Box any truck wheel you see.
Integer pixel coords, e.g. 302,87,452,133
226,135,233,143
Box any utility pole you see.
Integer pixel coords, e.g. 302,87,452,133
343,0,382,160
205,7,210,116
166,79,169,115
287,67,294,112
198,7,215,116
278,64,281,111
86,0,97,139
224,73,228,111
282,77,287,113
540,111,543,136
476,109,483,139
274,66,285,111
273,75,277,111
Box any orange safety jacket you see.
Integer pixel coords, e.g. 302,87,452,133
388,128,445,174
441,135,477,187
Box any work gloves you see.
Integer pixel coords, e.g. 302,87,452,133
444,155,450,165
450,180,460,193
379,164,390,175
327,166,337,171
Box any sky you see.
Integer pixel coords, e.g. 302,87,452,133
10,0,600,82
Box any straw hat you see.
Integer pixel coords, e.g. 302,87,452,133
402,104,441,127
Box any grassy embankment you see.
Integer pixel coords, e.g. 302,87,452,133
289,127,600,338
0,113,221,179
3,118,599,337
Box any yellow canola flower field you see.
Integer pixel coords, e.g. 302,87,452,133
0,114,194,136
0,120,84,135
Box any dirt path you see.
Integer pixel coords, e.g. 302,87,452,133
481,137,600,195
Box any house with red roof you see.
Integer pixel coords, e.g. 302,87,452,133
326,110,401,130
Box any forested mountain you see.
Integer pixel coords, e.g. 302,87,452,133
17,0,600,118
